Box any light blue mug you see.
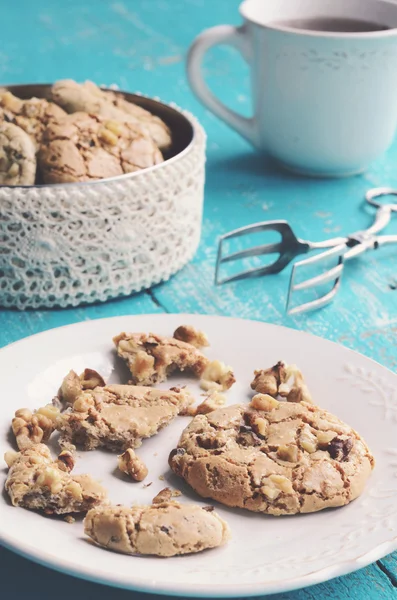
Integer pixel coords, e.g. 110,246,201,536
188,0,397,177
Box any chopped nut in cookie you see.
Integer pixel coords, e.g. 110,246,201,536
251,361,312,403
250,393,279,412
84,497,230,556
80,368,106,390
118,448,148,481
195,392,226,415
113,331,210,385
5,443,107,514
173,325,209,348
200,360,235,392
11,404,60,450
56,450,75,472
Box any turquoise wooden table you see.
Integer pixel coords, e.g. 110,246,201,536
0,0,396,597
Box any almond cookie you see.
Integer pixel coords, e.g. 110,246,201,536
169,397,375,515
84,490,230,557
57,371,193,451
0,90,66,151
4,443,107,514
113,332,211,386
0,122,36,185
51,79,171,150
39,112,163,184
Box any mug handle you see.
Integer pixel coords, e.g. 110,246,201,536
187,25,255,145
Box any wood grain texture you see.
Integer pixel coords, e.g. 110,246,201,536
0,0,396,597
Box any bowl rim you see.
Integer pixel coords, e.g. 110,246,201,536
0,83,197,189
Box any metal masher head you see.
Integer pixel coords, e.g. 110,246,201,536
215,221,311,285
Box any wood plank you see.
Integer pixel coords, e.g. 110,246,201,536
0,0,395,596
1,546,396,600
0,292,163,348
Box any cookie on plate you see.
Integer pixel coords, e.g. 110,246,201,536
113,332,210,386
4,444,107,514
0,90,66,151
51,79,171,150
39,112,163,184
0,122,36,185
57,370,193,451
84,488,230,557
169,393,375,515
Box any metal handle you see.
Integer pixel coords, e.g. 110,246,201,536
365,187,397,211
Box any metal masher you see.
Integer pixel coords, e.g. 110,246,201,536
215,187,397,315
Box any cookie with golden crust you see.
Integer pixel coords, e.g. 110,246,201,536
0,90,66,151
4,444,107,514
0,122,36,185
39,112,163,183
84,491,230,557
51,79,171,150
57,372,194,451
169,396,374,516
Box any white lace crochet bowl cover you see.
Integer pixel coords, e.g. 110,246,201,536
0,87,206,310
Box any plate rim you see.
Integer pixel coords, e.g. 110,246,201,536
1,313,396,597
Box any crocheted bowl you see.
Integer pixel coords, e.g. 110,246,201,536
0,84,206,309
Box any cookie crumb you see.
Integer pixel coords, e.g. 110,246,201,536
172,489,182,497
159,475,165,481
179,405,198,417
152,487,172,504
143,482,153,488
64,515,75,524
200,360,235,392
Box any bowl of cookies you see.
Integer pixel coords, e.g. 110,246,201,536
0,80,206,309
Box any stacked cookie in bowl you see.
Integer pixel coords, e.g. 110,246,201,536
0,81,206,309
0,80,170,185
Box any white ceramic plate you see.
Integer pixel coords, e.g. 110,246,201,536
1,314,396,597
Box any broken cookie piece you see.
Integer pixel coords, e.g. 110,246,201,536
113,332,210,386
84,492,230,556
169,398,374,515
173,325,209,349
4,443,107,514
57,381,193,451
251,361,312,403
118,448,148,481
12,404,60,450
